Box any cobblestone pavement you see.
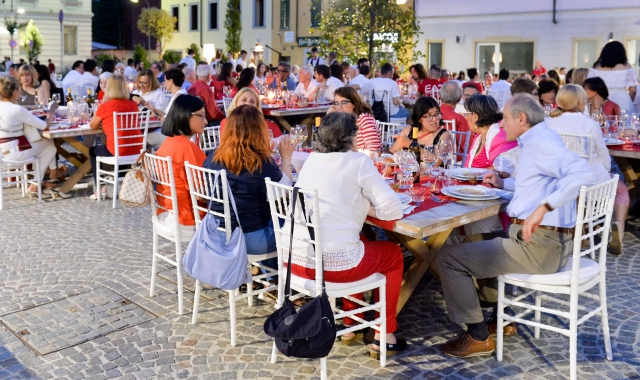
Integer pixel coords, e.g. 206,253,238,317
1,187,639,380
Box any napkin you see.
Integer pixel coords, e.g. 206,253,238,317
491,189,514,200
402,204,416,214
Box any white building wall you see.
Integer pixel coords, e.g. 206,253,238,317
415,1,640,73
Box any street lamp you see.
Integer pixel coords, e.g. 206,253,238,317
130,0,151,57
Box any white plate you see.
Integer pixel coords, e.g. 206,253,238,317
605,138,624,146
448,168,492,179
397,193,411,204
447,185,496,198
442,187,500,201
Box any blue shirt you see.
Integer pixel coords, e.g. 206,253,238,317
269,77,296,92
503,122,595,228
182,81,192,91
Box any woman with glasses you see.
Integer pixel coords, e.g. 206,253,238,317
326,86,382,155
219,87,282,138
389,97,453,155
154,95,208,235
131,70,165,111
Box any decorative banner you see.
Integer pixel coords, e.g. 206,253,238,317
297,37,324,47
373,32,400,43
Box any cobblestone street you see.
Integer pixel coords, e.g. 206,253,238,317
1,187,639,380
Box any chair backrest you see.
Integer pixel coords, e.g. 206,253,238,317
222,97,233,116
451,130,472,168
70,85,82,97
430,87,442,105
558,133,595,166
265,179,323,296
376,120,403,149
184,162,232,240
112,110,150,157
143,153,180,238
442,119,456,132
572,176,618,283
487,89,511,109
199,126,220,153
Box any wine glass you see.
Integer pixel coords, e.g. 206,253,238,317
437,140,454,173
52,93,60,104
396,150,418,190
421,145,438,187
223,85,232,98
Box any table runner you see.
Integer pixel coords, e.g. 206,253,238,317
366,193,457,230
262,104,322,116
608,144,640,152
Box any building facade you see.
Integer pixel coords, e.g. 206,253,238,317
0,0,92,73
415,0,640,75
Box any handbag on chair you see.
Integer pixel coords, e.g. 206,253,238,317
119,152,151,208
182,172,252,290
264,187,336,359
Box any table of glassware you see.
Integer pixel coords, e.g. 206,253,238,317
265,105,331,131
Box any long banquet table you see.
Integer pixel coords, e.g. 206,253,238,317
264,105,331,131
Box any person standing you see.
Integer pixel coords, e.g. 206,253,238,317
236,50,248,69
307,47,325,67
124,59,137,78
47,59,55,74
327,51,338,66
368,63,411,120
179,49,197,70
463,68,484,94
532,60,547,77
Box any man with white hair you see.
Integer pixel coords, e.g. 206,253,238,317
293,66,318,99
187,64,224,125
115,62,126,75
440,81,469,133
182,67,196,91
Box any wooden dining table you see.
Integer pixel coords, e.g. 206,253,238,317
264,105,331,132
365,196,510,314
608,143,640,206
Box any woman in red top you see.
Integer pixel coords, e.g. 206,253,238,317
89,74,141,200
154,95,207,230
583,77,621,118
216,62,237,87
230,68,257,98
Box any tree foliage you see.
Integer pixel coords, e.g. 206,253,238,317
137,7,176,55
162,50,182,64
20,20,44,60
133,44,150,69
314,0,422,68
95,53,122,67
224,0,242,54
4,18,25,38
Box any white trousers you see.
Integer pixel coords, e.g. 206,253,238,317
2,139,57,180
147,130,167,148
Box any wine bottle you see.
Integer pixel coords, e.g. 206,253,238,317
409,126,421,183
85,88,94,109
66,88,73,104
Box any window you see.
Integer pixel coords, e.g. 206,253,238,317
575,40,597,68
476,42,533,74
310,0,321,28
189,4,199,31
63,26,77,55
254,0,265,27
171,6,179,31
209,1,218,30
428,42,443,68
280,0,290,30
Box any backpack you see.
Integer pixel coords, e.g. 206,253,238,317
371,90,388,123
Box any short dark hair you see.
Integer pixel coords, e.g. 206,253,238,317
101,59,115,73
187,49,195,55
357,58,369,67
134,60,143,67
464,94,503,127
240,50,247,55
128,58,134,66
235,64,243,73
409,64,427,81
582,77,609,100
380,63,394,76
467,68,478,79
595,40,628,68
84,59,97,73
72,60,84,70
177,63,187,70
10,63,22,71
314,64,330,80
164,68,185,87
565,68,574,84
411,97,442,130
538,79,559,96
499,68,510,80
162,95,205,137
359,64,370,76
235,67,256,90
316,112,358,153
462,83,479,92
311,47,318,53
510,78,538,95
341,62,350,70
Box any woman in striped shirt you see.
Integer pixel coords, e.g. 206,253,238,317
327,86,382,155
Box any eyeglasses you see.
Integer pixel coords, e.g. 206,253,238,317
329,100,352,108
276,69,289,73
139,81,149,85
462,111,472,116
191,112,207,120
421,112,442,120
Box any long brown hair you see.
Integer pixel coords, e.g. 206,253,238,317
333,86,372,116
213,105,272,174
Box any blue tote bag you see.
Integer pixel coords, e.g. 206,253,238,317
182,172,251,290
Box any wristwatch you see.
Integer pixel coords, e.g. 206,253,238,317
540,199,554,212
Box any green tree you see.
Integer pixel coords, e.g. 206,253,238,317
162,50,182,64
224,0,242,54
137,7,176,55
4,17,25,43
185,43,203,63
314,0,422,68
133,44,149,69
20,19,44,60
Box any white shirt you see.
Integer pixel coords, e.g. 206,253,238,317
349,74,374,97
545,112,611,183
75,72,99,89
133,88,166,110
61,70,82,91
318,77,343,101
294,79,319,99
369,77,400,116
179,56,196,70
287,151,403,270
307,57,325,67
165,89,187,115
227,58,236,68
489,80,511,92
4,60,12,72
236,57,247,69
124,66,137,78
503,122,595,228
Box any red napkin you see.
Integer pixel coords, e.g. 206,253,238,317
608,144,640,152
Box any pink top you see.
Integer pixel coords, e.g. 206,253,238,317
464,125,517,168
471,145,490,168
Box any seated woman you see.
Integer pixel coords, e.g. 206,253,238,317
204,105,293,258
546,84,628,254
220,88,282,138
131,69,169,148
230,68,257,98
537,79,558,109
137,68,187,121
216,62,237,87
0,76,61,199
88,75,142,200
16,65,46,110
97,72,112,101
154,95,208,235
326,86,382,155
390,97,454,155
583,77,621,118
34,64,55,102
292,112,407,358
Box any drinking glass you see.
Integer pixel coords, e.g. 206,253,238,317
421,145,437,187
437,140,455,178
396,150,419,190
223,85,232,98
294,125,308,149
605,116,621,139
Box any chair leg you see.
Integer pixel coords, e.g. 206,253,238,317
569,288,579,380
96,161,102,203
599,279,613,361
270,341,278,364
247,265,254,307
379,284,387,368
496,280,505,362
35,161,42,204
192,280,201,324
511,285,518,296
175,240,184,316
320,357,327,380
149,226,159,297
0,166,4,211
112,164,119,209
22,165,28,198
229,290,237,347
534,291,541,339
329,297,336,312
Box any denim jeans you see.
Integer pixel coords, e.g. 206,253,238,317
216,219,277,270
390,106,412,120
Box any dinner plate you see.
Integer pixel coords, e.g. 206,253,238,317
442,187,500,201
397,193,411,204
448,168,492,180
604,138,624,146
447,185,496,198
262,104,282,109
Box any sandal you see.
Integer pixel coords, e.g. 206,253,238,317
27,189,52,200
369,338,408,359
338,330,364,346
90,186,107,201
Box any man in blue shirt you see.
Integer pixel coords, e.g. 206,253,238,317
436,94,595,358
269,61,296,92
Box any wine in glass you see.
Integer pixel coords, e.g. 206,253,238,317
421,145,438,187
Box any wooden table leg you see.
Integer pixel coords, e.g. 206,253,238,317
271,116,293,132
389,229,453,314
54,139,83,168
613,156,638,209
56,136,92,194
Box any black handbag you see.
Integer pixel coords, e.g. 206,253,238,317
263,187,336,359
